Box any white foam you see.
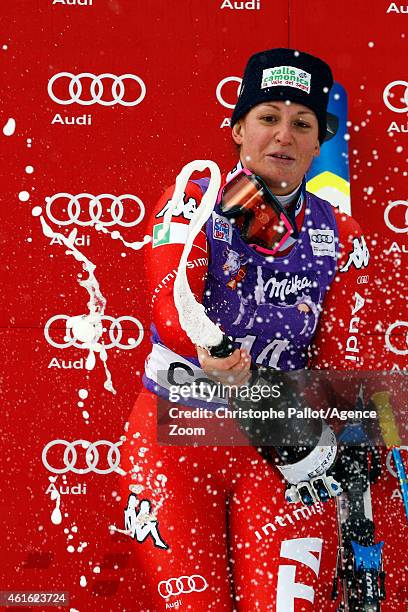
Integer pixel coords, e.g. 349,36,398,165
50,491,62,525
38,217,116,394
94,222,151,250
161,160,224,349
3,118,15,136
18,191,30,202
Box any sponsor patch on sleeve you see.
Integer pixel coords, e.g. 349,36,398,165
339,236,370,272
308,229,336,257
152,222,207,252
155,193,197,220
153,222,189,248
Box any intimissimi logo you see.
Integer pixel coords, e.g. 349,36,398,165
220,0,261,9
255,503,324,541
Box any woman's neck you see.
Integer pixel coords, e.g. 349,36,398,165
274,184,302,208
236,158,302,207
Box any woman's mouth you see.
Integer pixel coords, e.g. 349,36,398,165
267,153,295,164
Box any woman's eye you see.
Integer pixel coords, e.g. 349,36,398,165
261,115,277,122
295,121,311,128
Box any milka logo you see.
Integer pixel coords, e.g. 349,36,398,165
264,274,312,301
261,66,311,93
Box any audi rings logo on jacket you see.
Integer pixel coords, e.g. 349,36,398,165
45,193,146,227
383,81,408,113
384,200,408,234
216,76,242,109
44,315,144,350
42,440,122,474
385,321,408,356
357,275,369,284
48,72,146,106
157,575,208,599
310,233,334,244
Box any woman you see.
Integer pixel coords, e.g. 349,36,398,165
120,49,371,610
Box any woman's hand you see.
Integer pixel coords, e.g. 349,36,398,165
196,346,252,387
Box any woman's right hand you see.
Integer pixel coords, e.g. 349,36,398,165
196,346,252,387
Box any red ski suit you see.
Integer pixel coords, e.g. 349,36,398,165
119,176,407,611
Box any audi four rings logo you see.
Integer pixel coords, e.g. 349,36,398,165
385,321,408,356
48,72,146,106
357,275,369,284
216,76,242,109
384,200,408,234
45,193,146,227
42,440,122,474
158,575,208,599
383,81,408,113
311,234,334,244
44,315,144,350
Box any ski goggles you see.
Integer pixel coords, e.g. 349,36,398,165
219,169,297,255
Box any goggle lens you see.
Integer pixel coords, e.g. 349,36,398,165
220,171,295,253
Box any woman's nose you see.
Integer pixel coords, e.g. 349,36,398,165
273,122,294,145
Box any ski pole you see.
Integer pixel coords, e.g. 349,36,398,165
392,447,408,524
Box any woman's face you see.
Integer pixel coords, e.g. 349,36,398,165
232,101,321,195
